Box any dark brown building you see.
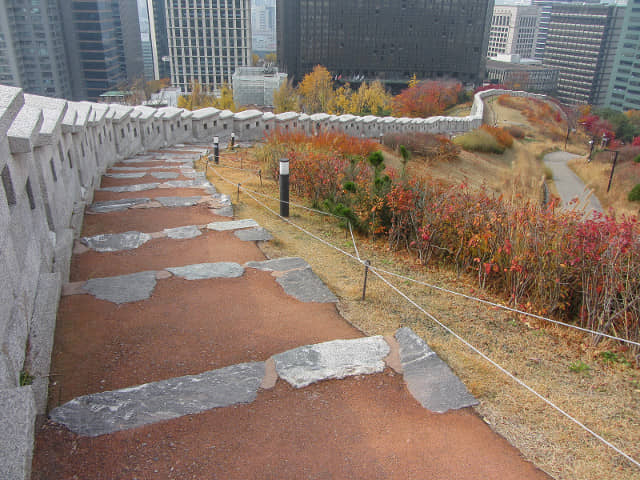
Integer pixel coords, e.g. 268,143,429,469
277,0,494,85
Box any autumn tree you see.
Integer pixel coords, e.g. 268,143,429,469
212,83,236,111
350,81,392,116
265,53,277,66
297,65,335,114
392,80,462,118
274,79,300,113
329,83,353,115
252,53,260,67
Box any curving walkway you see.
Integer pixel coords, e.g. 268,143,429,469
31,145,550,479
544,151,603,215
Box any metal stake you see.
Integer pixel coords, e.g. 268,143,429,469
606,150,619,193
237,183,241,202
362,260,371,301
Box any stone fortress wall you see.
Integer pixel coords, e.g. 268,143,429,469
0,83,547,478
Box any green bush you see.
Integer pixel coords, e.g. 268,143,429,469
453,129,505,154
629,184,640,202
634,154,640,163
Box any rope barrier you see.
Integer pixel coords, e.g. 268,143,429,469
208,164,640,470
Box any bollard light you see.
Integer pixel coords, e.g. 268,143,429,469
279,158,289,217
214,136,219,164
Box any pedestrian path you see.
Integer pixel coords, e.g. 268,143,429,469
31,146,551,480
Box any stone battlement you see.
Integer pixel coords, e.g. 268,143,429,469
0,83,548,479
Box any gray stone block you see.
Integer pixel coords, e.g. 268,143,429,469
24,273,61,414
0,353,15,388
83,271,157,304
99,183,160,193
246,257,308,272
89,198,149,213
53,228,74,283
234,227,273,242
273,337,389,388
207,219,258,231
167,262,244,280
212,206,234,217
164,225,202,239
0,386,36,480
155,196,201,207
104,172,146,179
151,171,179,179
49,362,265,437
3,304,29,386
276,268,338,303
81,231,152,252
395,327,478,413
164,179,208,189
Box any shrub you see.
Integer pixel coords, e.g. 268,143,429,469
506,125,525,139
629,184,640,202
481,124,514,148
635,155,640,164
453,129,505,154
383,132,459,162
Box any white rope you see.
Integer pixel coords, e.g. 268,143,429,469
369,267,640,470
210,165,640,470
349,221,361,261
368,265,640,348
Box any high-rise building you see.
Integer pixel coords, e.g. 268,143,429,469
60,0,145,101
532,0,600,61
138,0,154,81
251,0,276,53
232,66,286,106
488,5,540,59
604,0,640,111
166,0,252,94
277,0,494,86
0,0,71,98
147,0,171,80
542,3,624,105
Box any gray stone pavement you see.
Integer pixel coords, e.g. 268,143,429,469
543,151,603,215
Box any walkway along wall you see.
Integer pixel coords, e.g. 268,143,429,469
0,83,548,479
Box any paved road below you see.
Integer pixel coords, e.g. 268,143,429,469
544,151,603,215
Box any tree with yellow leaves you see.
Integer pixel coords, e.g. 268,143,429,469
177,80,217,110
329,83,353,115
274,80,299,113
350,81,392,116
297,65,334,113
212,83,236,111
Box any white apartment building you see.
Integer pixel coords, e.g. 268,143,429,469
488,5,540,59
166,0,252,94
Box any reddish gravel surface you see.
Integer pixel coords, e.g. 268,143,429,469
34,374,549,480
31,148,552,480
71,231,265,280
81,205,224,236
92,187,210,201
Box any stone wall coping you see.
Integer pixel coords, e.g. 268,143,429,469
219,109,235,119
309,113,330,121
275,111,298,122
191,107,220,120
7,105,43,153
234,109,264,121
262,112,276,120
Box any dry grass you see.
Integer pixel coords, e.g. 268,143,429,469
568,154,640,218
196,149,640,480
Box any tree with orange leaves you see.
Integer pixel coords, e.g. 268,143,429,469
391,80,462,118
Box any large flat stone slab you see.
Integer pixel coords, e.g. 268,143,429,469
83,271,157,304
207,219,259,231
234,227,273,242
246,257,309,272
276,268,338,303
81,231,152,252
99,183,160,193
395,327,478,413
273,337,389,388
167,262,244,280
49,362,265,437
155,196,201,207
164,225,202,240
89,198,150,213
151,171,179,180
164,179,208,188
105,172,146,179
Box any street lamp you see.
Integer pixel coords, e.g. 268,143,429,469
588,138,594,162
